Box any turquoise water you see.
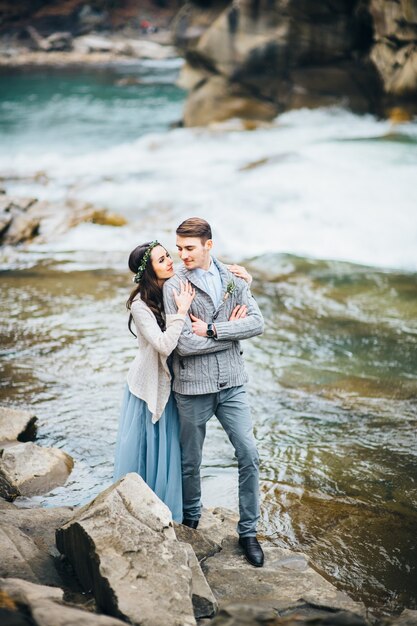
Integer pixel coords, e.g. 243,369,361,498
0,64,184,154
0,63,416,617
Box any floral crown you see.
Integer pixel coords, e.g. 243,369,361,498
133,240,159,283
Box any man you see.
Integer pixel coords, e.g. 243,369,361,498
163,217,265,567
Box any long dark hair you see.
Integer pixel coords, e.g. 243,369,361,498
127,242,166,336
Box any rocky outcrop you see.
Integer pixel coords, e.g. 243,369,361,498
1,468,413,626
0,406,37,443
0,194,127,247
369,1,417,99
0,442,74,500
0,578,127,626
56,472,196,626
173,0,417,126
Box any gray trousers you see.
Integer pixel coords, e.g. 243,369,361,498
174,386,260,537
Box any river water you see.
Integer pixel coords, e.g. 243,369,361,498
0,62,416,616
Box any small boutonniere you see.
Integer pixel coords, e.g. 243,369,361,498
223,280,236,300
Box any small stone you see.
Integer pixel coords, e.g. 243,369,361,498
0,442,74,500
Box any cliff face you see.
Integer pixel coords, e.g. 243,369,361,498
173,0,417,125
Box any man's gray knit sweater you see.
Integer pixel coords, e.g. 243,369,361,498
163,257,264,395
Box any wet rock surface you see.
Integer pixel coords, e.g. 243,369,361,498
205,601,370,625
203,539,366,617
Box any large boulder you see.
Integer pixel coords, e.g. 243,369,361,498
56,473,196,626
0,577,127,626
369,0,417,100
0,442,74,500
0,406,37,443
174,0,417,124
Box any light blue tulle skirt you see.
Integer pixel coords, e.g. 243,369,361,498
113,386,183,523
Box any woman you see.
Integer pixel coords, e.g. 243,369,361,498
114,240,251,522
113,240,193,522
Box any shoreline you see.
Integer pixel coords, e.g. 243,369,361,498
0,30,179,68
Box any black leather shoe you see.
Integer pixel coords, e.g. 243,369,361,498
238,536,264,567
182,518,199,529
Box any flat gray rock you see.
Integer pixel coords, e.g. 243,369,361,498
0,577,128,626
56,472,196,626
0,523,62,586
0,442,74,500
0,505,75,556
203,539,366,617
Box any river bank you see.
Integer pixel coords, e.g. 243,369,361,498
0,408,415,626
0,30,177,70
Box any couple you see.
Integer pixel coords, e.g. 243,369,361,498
114,217,265,567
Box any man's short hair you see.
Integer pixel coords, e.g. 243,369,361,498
176,217,212,243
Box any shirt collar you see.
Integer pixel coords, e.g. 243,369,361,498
194,258,216,277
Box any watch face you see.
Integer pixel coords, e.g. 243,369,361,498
207,329,214,337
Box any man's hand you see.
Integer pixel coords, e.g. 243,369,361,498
190,313,209,337
229,305,247,320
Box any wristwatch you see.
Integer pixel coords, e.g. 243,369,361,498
206,323,216,338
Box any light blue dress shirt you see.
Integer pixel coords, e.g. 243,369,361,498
194,259,222,307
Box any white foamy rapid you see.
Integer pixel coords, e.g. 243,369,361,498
3,107,417,271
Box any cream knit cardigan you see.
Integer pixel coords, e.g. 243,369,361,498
126,296,186,423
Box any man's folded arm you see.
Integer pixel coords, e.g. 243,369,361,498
214,285,264,341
